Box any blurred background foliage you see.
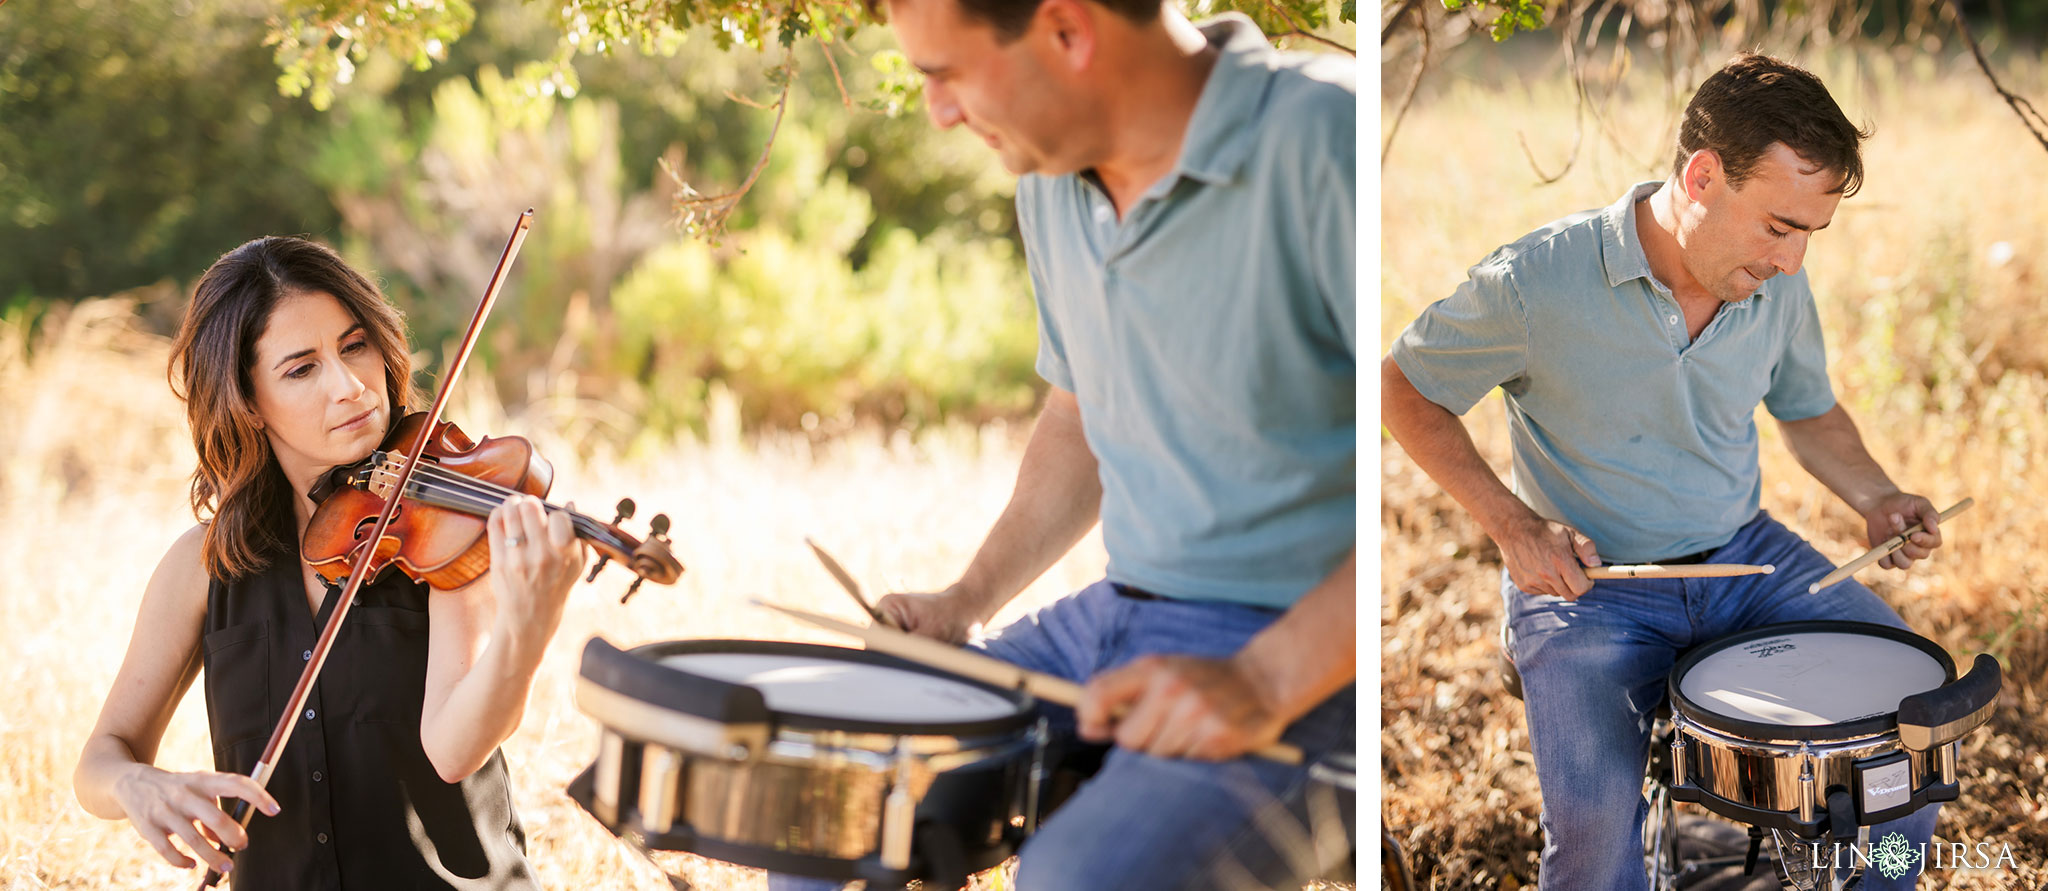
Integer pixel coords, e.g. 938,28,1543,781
0,0,1354,453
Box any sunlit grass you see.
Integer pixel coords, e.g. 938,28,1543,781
1382,45,2048,888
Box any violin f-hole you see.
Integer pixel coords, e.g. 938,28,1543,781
351,503,402,541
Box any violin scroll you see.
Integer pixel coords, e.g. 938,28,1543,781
620,513,675,604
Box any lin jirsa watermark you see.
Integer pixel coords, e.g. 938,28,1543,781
1812,831,2020,879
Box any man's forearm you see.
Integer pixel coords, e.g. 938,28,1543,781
1777,404,1900,511
955,387,1104,619
1234,551,1356,723
1381,357,1532,538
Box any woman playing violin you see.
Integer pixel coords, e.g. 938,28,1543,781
74,236,585,888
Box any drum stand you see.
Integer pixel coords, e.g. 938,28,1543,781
1643,714,1743,890
1641,718,1682,890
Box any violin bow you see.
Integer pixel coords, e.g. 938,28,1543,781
199,210,533,888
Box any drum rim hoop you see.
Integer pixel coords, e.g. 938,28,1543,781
619,638,1037,737
1667,620,1956,742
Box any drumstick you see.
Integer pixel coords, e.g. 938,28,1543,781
1808,497,1974,593
1585,563,1775,579
803,537,895,628
753,599,1306,766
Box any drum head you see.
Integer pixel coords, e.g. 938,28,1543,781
659,651,1021,724
1671,621,1955,741
630,639,1034,737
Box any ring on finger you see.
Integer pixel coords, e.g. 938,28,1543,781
508,536,525,547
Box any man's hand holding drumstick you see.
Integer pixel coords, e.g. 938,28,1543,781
1491,511,1606,601
1852,490,1945,571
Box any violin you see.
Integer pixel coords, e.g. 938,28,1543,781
304,411,683,600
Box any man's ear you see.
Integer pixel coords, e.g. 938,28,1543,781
1681,149,1720,202
1032,0,1098,72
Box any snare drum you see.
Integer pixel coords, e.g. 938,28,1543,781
567,637,1043,888
1667,621,1999,842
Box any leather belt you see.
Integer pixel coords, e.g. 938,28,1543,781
1652,548,1716,566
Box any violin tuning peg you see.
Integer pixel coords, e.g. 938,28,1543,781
614,498,636,523
649,513,671,538
620,576,645,604
585,554,611,583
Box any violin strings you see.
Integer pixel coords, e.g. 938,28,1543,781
369,467,629,552
361,461,632,552
377,464,624,548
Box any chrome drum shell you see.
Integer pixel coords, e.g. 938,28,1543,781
1670,717,1936,817
595,726,1039,860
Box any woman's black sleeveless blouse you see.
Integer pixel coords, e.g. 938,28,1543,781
200,538,539,890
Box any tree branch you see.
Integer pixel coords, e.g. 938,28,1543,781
1944,0,2048,155
816,33,853,109
1517,0,1584,183
1264,0,1356,54
1380,0,1429,166
667,58,798,240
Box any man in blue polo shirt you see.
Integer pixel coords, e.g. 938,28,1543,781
765,0,1353,888
1385,55,1944,889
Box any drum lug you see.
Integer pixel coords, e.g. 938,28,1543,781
880,743,917,870
1797,743,1817,825
594,732,626,828
1928,741,1962,802
1669,731,1686,790
1023,717,1049,837
638,744,684,836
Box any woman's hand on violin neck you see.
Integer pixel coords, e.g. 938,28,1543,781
111,764,279,873
486,494,587,649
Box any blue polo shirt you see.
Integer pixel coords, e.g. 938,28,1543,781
1389,181,1838,563
1014,15,1355,610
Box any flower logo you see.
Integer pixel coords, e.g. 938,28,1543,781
1872,831,1925,880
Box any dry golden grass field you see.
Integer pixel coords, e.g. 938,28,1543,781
0,297,1127,889
1381,48,2048,890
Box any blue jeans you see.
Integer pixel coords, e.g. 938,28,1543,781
770,579,1356,891
1505,510,1940,891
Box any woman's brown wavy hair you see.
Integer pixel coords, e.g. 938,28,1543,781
169,237,423,580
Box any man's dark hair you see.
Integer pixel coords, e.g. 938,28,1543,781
867,0,1162,41
1674,53,1872,197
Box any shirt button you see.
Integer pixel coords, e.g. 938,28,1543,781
304,709,316,721
1093,204,1111,224
313,770,324,782
316,832,329,844
1667,314,1679,324
302,650,312,662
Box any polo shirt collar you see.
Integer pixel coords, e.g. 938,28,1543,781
1154,14,1279,192
1600,180,1663,289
